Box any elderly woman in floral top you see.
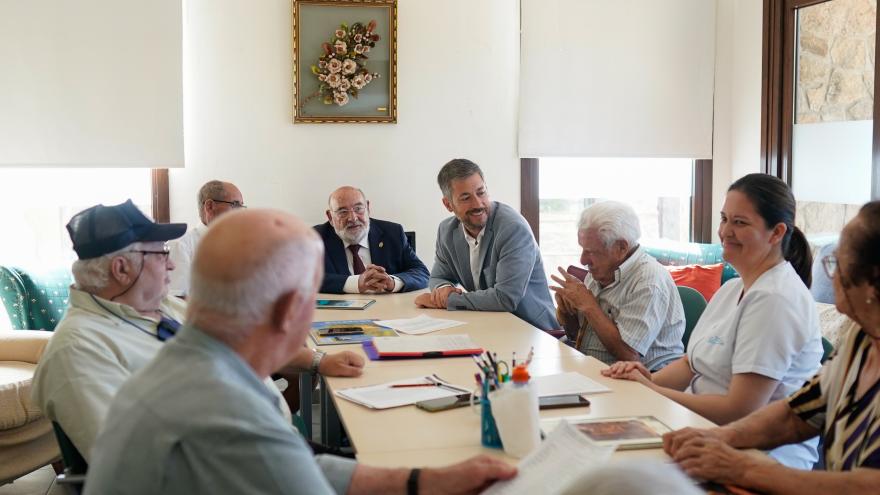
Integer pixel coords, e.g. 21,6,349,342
663,201,880,493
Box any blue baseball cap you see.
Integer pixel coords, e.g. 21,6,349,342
66,199,187,260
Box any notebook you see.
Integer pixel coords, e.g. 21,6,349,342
336,376,471,409
363,334,483,359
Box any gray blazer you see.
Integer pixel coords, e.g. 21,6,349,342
429,201,559,331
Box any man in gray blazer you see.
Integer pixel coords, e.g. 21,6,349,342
415,159,559,331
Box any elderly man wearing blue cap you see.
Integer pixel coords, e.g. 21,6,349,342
31,200,363,462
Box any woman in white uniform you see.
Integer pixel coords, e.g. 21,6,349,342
603,173,823,469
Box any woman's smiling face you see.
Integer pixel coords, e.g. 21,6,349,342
717,190,784,272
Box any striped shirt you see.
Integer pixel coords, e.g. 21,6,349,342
576,246,685,370
788,322,880,471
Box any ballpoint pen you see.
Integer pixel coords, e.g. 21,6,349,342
390,383,440,388
486,351,497,375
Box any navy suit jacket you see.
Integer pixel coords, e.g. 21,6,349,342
314,219,429,294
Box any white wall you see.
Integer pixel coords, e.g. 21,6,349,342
171,0,520,265
175,0,766,253
711,0,764,235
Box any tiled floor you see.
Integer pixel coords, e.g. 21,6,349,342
0,466,63,495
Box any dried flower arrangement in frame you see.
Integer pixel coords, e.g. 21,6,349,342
293,0,397,123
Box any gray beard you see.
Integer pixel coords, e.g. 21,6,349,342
335,221,369,245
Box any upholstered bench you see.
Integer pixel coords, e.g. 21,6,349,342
0,330,59,483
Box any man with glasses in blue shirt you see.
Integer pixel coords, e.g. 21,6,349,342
169,180,245,298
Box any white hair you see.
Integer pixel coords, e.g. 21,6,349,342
188,236,321,343
577,200,641,248
561,460,701,495
71,242,145,293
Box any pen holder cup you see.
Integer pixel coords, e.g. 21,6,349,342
476,396,503,449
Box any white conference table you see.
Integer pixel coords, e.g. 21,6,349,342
307,292,715,467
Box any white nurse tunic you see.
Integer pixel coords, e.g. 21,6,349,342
686,261,823,469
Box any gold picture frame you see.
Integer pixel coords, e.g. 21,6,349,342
293,0,397,123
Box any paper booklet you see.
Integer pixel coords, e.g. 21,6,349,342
482,420,617,495
364,334,483,359
309,320,398,346
540,415,672,450
531,372,612,397
374,314,467,335
335,376,472,410
316,299,375,310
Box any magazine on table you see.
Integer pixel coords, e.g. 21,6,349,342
309,319,397,345
540,415,671,450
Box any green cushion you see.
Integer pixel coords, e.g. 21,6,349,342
677,286,707,349
821,337,834,365
0,266,72,330
0,266,29,329
642,241,739,284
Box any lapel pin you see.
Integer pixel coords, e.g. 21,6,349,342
379,241,384,248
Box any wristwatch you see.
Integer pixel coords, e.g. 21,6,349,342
310,350,326,375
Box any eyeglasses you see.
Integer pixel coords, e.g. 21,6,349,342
211,199,247,209
331,205,367,217
132,244,171,260
822,254,838,278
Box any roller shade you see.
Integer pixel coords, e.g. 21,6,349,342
518,0,716,159
0,0,184,168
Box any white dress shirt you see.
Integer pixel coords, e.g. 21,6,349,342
168,224,206,297
462,224,486,290
339,227,403,294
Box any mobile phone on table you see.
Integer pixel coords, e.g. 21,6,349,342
318,326,364,336
538,395,590,409
415,393,472,412
566,265,589,282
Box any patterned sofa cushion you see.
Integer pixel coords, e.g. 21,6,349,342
0,266,72,331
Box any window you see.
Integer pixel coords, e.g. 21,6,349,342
0,168,153,268
538,157,694,281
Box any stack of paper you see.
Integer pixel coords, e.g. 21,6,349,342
335,376,471,410
532,371,611,397
375,314,466,335
482,421,617,494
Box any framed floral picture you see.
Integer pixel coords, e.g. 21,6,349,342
293,0,397,123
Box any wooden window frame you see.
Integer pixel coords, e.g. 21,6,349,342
761,0,880,198
151,169,170,223
519,158,712,244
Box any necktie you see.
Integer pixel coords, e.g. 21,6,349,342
348,244,366,275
